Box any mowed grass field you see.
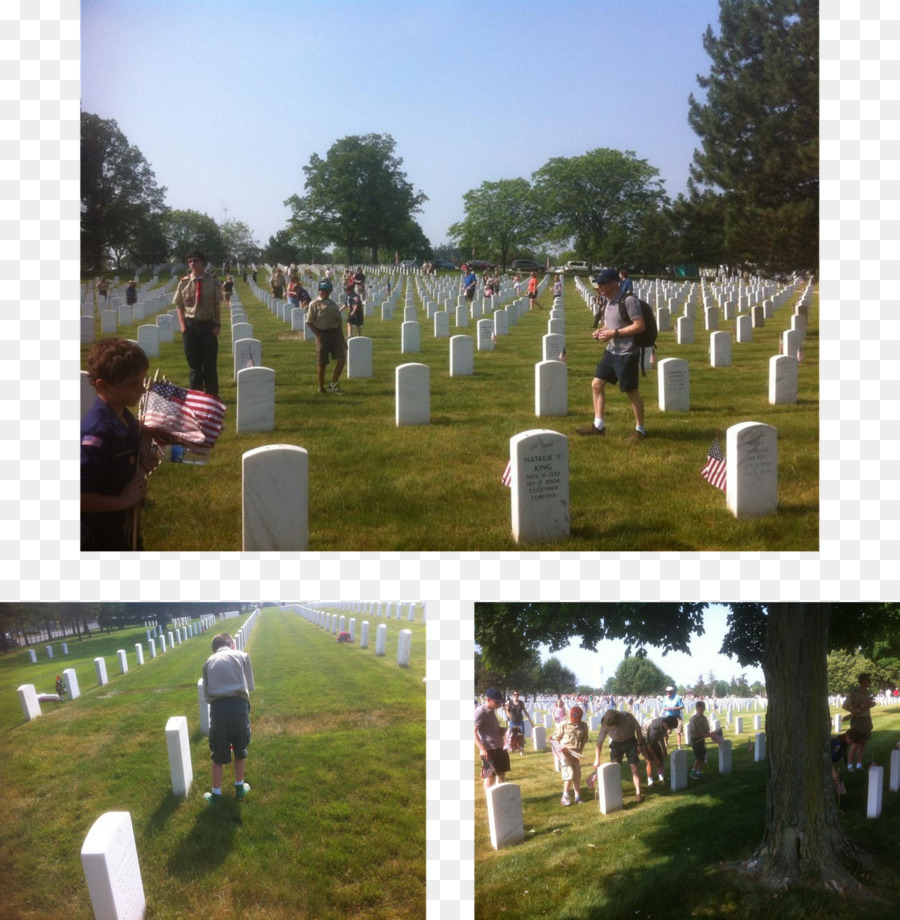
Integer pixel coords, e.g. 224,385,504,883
474,706,900,920
80,271,818,551
2,605,426,920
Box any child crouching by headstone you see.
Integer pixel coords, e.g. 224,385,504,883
201,632,256,803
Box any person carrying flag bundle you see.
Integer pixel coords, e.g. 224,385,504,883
552,705,589,805
81,339,155,551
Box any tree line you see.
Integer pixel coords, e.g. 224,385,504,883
81,1,816,276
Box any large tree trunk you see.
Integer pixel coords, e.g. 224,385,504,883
751,603,869,890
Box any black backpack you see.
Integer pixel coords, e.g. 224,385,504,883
617,295,657,374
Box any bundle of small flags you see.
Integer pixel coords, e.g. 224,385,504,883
140,378,227,457
701,437,727,492
501,460,512,487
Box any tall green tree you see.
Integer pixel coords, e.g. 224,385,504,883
81,112,168,271
475,602,899,892
537,656,577,696
219,219,259,264
606,655,674,697
448,178,541,270
164,209,226,266
285,134,427,263
531,149,667,268
687,0,818,271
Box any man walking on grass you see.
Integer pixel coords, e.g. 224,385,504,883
306,280,347,394
577,267,647,440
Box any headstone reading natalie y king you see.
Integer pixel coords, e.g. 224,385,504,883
509,429,570,544
485,782,525,850
80,811,146,920
726,422,778,519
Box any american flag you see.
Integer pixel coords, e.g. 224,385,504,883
701,437,727,492
141,380,226,452
501,460,512,487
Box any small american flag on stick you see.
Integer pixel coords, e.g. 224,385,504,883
141,380,226,454
501,460,512,487
701,437,727,492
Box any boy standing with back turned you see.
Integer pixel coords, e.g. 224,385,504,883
202,632,255,803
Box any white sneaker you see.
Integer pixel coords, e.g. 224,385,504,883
647,778,654,787
658,775,665,783
847,764,854,772
561,794,572,806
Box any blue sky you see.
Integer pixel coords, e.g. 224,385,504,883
81,0,722,251
538,605,766,690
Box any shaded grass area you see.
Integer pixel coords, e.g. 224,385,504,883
2,607,425,920
80,273,818,550
475,708,900,920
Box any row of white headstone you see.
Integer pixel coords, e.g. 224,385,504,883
16,615,218,724
292,603,414,666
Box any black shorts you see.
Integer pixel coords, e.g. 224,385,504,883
209,705,251,764
609,737,640,765
595,349,640,393
691,739,707,761
481,747,511,778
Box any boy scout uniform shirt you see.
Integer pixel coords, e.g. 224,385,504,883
172,271,221,321
80,396,141,549
306,297,343,330
203,647,255,704
552,720,589,753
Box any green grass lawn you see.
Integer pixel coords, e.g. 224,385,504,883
2,605,425,920
80,271,818,550
474,706,900,920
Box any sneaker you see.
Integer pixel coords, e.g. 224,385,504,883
628,429,647,441
847,764,854,772
574,795,582,804
560,794,572,806
689,770,702,780
576,424,606,436
328,382,344,394
235,782,251,800
203,792,222,805
658,775,665,783
646,778,654,787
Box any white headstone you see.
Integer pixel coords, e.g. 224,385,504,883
890,749,900,793
768,355,799,405
95,657,109,686
375,623,387,656
397,629,412,666
242,445,309,551
401,321,421,354
360,621,369,648
735,716,743,735
17,684,41,721
867,765,883,819
63,667,80,700
165,715,193,798
136,325,160,359
542,333,565,362
476,318,494,351
676,316,694,345
735,314,752,343
347,336,373,378
532,725,547,751
485,782,525,850
434,311,450,338
509,429,570,544
657,358,690,411
80,812,146,920
198,678,210,737
598,763,624,814
149,639,156,658
718,739,732,774
233,338,262,379
670,749,688,791
754,731,766,762
101,310,117,333
710,331,731,367
534,360,567,417
395,363,430,426
449,335,474,376
117,649,128,674
236,366,275,433
726,422,778,519
28,648,36,663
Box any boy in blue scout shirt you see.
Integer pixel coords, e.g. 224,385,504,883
81,338,149,550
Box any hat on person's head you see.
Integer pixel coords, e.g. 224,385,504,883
570,705,584,722
484,687,504,702
593,268,620,286
318,280,333,292
601,710,620,727
666,686,674,692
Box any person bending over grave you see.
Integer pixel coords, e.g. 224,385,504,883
172,249,222,397
475,688,510,793
688,701,713,780
593,709,646,802
842,672,876,771
202,632,255,804
577,267,646,440
81,339,151,551
306,280,347,394
830,727,864,782
553,705,589,805
642,714,679,787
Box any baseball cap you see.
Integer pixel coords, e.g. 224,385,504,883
593,268,620,285
484,687,504,702
666,686,675,692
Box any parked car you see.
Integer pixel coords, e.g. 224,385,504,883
464,259,496,271
399,259,422,269
430,259,458,271
510,259,546,272
554,260,592,274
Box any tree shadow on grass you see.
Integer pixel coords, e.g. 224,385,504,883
165,800,241,879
